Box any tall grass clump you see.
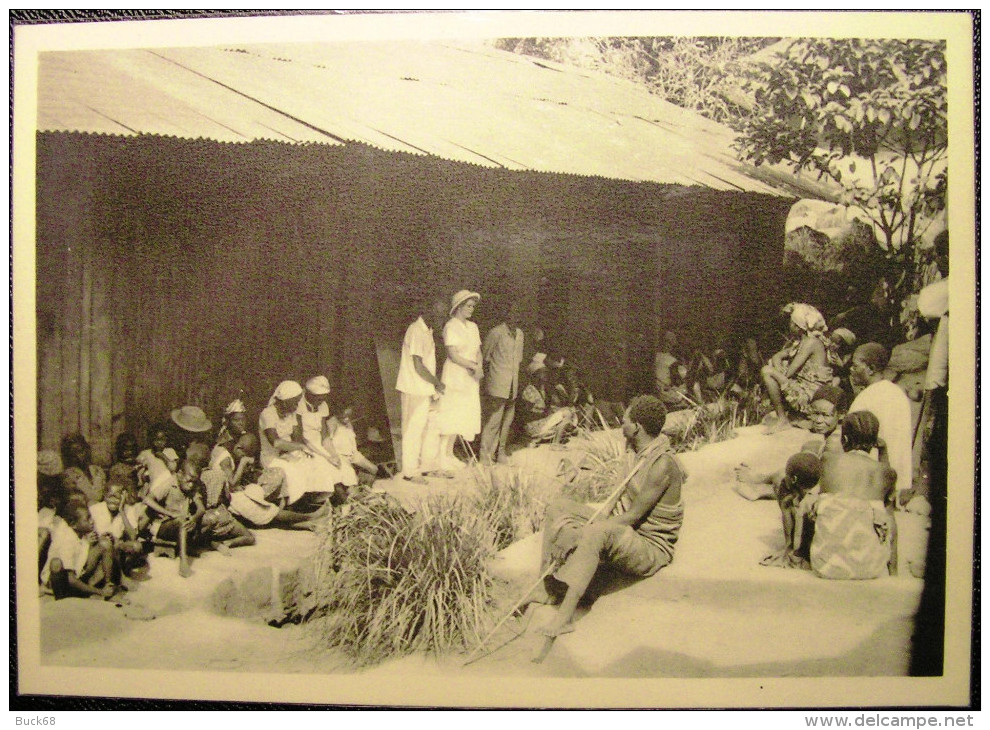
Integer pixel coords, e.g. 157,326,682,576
307,490,497,666
559,426,636,503
467,463,555,550
667,392,762,454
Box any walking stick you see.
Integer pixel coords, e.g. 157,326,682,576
462,454,648,667
178,510,192,578
178,524,192,577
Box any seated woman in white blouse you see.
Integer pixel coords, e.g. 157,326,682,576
258,380,344,509
298,376,358,489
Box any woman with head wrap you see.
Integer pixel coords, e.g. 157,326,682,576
761,303,838,434
258,380,344,509
210,399,253,483
436,290,483,470
297,376,358,488
214,398,248,451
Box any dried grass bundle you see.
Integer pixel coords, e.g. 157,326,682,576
467,463,554,550
307,491,497,666
667,392,761,453
559,427,636,503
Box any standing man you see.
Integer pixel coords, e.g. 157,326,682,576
480,303,525,464
848,342,913,504
396,297,447,484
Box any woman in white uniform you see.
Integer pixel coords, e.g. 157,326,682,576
258,380,340,507
298,376,357,487
437,290,483,470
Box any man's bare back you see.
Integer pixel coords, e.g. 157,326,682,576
820,451,895,503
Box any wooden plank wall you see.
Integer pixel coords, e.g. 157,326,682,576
35,134,793,463
36,137,121,460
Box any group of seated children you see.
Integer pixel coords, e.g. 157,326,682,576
37,376,384,599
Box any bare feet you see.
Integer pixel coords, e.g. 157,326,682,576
535,621,575,637
211,541,232,557
733,481,774,501
759,550,809,570
513,583,553,617
308,502,331,519
763,416,792,435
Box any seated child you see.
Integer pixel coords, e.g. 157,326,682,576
37,449,64,577
60,434,107,505
224,434,328,530
108,432,141,502
41,501,119,600
759,452,823,569
197,461,256,554
143,457,204,549
136,423,178,497
327,404,381,485
89,480,148,578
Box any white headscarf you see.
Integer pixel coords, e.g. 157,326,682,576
788,302,828,334
224,398,246,415
305,375,331,395
268,380,303,407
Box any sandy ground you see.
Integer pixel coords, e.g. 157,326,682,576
37,422,928,679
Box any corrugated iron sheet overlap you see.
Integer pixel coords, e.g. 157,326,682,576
37,41,832,198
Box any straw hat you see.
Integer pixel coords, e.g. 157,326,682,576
449,289,481,317
170,405,212,433
37,449,63,477
241,483,269,505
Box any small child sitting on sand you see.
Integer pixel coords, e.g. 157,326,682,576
89,480,149,579
41,501,119,600
143,458,204,549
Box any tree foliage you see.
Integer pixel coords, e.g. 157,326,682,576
734,38,947,274
493,36,775,124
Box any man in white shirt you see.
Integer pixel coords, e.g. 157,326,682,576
396,298,447,484
848,342,914,503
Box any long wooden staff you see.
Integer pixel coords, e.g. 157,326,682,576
178,497,192,578
463,453,648,667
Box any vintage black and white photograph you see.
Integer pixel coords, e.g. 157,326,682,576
12,10,977,709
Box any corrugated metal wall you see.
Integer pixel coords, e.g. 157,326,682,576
35,133,794,463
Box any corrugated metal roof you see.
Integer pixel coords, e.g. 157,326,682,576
37,41,834,198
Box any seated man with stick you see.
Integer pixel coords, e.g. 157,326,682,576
526,395,686,638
